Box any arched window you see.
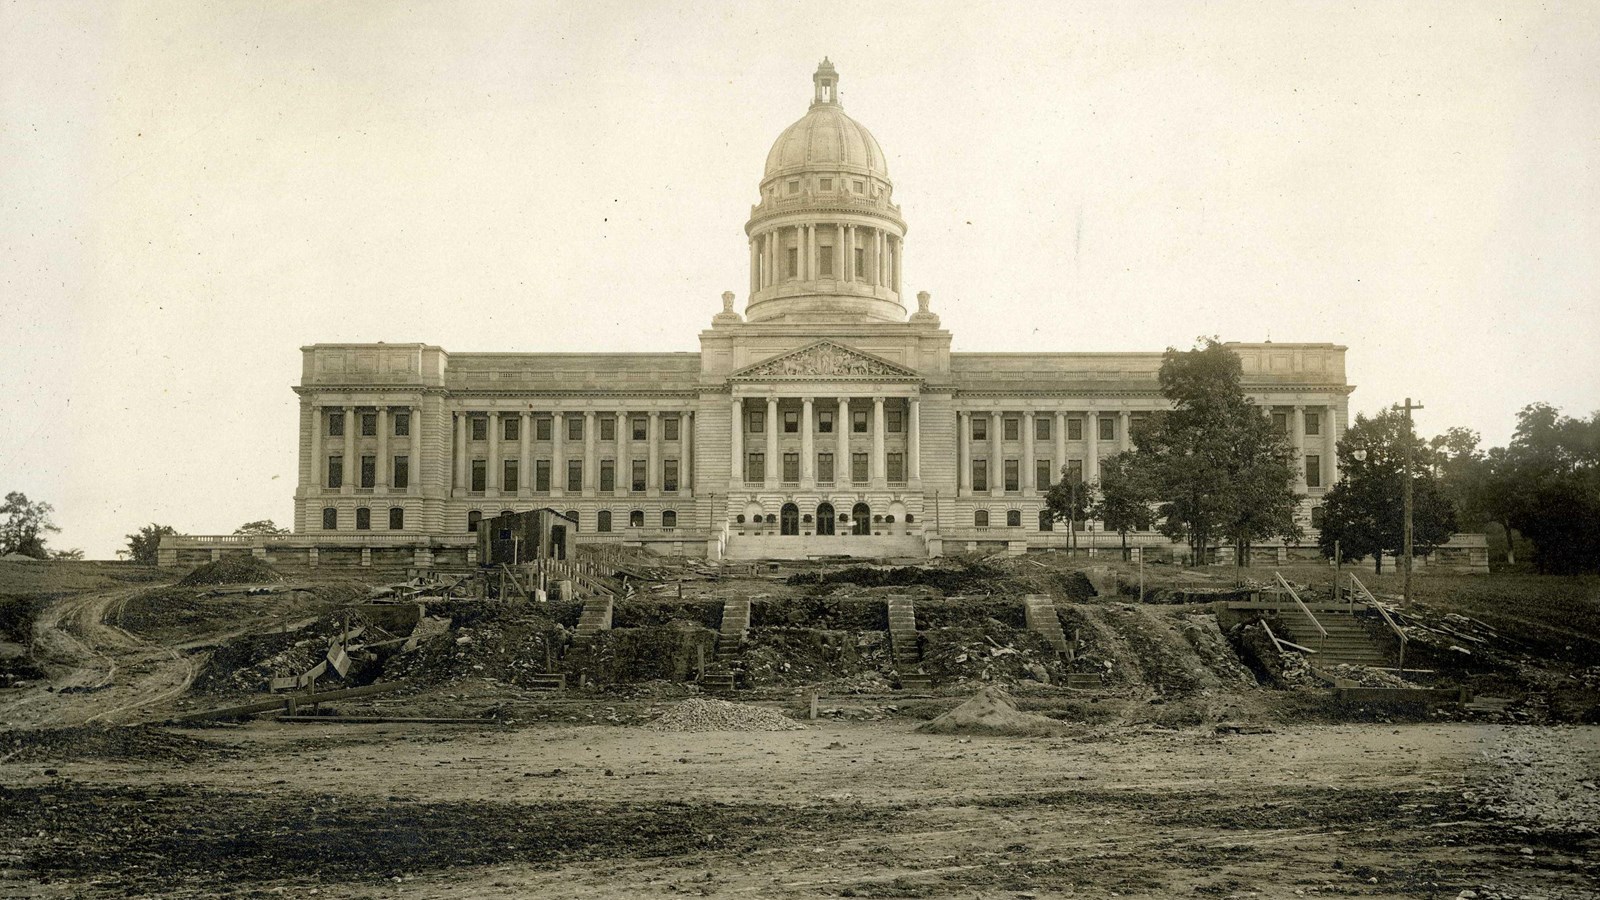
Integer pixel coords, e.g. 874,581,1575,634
629,509,645,528
500,509,515,518
389,507,405,530
1311,505,1326,528
1007,509,1022,527
1039,509,1054,531
322,507,337,530
905,513,914,524
563,510,578,530
355,507,371,531
662,510,677,528
467,510,482,533
974,510,989,527
735,514,745,524
597,510,612,533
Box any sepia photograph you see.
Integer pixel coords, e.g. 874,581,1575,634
1,2,1597,897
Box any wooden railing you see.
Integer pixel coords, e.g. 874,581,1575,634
1350,573,1408,673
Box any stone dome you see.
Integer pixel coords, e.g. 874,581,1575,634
761,58,888,182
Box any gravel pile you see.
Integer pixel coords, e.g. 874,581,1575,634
643,698,805,733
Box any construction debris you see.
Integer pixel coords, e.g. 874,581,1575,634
917,685,1069,736
643,697,806,733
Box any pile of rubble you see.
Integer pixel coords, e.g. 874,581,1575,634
0,725,235,764
1324,663,1409,688
177,556,284,587
643,697,806,733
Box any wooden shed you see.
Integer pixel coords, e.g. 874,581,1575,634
477,508,576,566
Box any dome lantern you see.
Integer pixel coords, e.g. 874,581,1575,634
812,57,839,107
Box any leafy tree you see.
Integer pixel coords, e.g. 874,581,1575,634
1090,452,1156,558
123,524,178,566
1489,404,1600,574
1133,338,1302,565
0,492,59,559
1042,468,1095,551
1316,410,1458,572
51,548,85,560
234,519,289,536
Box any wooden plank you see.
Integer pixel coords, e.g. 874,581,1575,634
171,681,409,722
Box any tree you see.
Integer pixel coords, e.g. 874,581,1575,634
0,492,59,559
1316,410,1458,572
1090,452,1156,558
51,548,85,560
123,524,178,566
1042,469,1095,551
1133,339,1302,565
1488,404,1600,574
234,519,289,536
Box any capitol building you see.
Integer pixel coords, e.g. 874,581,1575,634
168,62,1354,567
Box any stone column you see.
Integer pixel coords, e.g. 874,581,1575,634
1325,404,1338,488
454,412,467,493
871,396,886,486
1086,411,1100,483
584,411,598,493
836,397,850,484
1022,411,1035,495
648,411,661,496
990,410,1003,497
893,237,902,292
844,225,855,280
551,412,565,497
410,406,423,496
309,404,322,489
807,225,818,279
1292,405,1307,491
342,405,355,495
801,397,816,488
908,397,921,485
1120,410,1131,453
518,412,532,496
682,411,694,496
486,411,500,495
374,408,389,493
618,409,631,492
765,397,779,489
749,239,758,295
957,411,970,496
1053,411,1066,487
729,398,743,488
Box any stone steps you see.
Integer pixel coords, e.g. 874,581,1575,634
574,595,614,644
1023,594,1070,655
896,673,933,691
716,597,751,663
887,595,922,668
699,672,737,692
1275,608,1393,666
525,673,566,692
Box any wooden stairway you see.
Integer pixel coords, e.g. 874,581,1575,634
1277,608,1391,667
715,597,751,664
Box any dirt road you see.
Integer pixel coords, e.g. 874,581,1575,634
0,587,196,728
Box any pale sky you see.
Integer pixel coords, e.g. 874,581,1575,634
3,1,1597,559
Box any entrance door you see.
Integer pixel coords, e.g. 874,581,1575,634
816,503,835,536
780,503,800,536
851,502,871,536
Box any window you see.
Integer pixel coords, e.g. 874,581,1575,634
503,460,519,493
851,452,868,483
663,459,679,492
1007,509,1022,527
1305,455,1322,489
1036,459,1053,489
975,510,990,527
1035,417,1051,440
887,409,903,433
597,510,612,532
972,417,988,440
631,417,647,441
1311,506,1326,528
1305,412,1322,436
361,413,377,437
819,245,834,276
503,416,520,441
535,460,551,492
854,247,865,280
887,452,904,483
817,452,834,483
629,509,644,528
782,452,799,482
569,416,584,441
787,179,799,194
662,510,677,528
471,460,486,492
600,416,616,441
973,459,989,491
1272,412,1289,435
818,410,834,433
467,510,482,532
327,411,344,437
1067,459,1084,483
322,507,337,530
389,507,404,530
327,456,343,489
563,510,578,530
471,417,487,441
853,179,864,192
746,452,764,483
355,507,371,530
535,417,552,441
1067,418,1083,441
600,459,615,492
393,412,410,436
783,411,799,433
748,410,764,433
393,455,409,489
664,416,679,441
1098,417,1115,442
631,459,646,492
786,247,798,279
567,460,583,492
852,410,868,433
360,456,375,489
1004,418,1019,441
1039,509,1054,531
820,177,832,191
1004,459,1020,492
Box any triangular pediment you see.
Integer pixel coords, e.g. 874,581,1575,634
730,340,921,381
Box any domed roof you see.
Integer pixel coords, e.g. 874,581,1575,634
762,61,888,180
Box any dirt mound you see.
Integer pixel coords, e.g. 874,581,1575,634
643,697,806,733
918,686,1069,736
177,556,283,587
919,622,1065,684
383,613,571,689
739,627,887,684
0,725,234,764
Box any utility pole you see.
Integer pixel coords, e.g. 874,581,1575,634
1394,397,1424,608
